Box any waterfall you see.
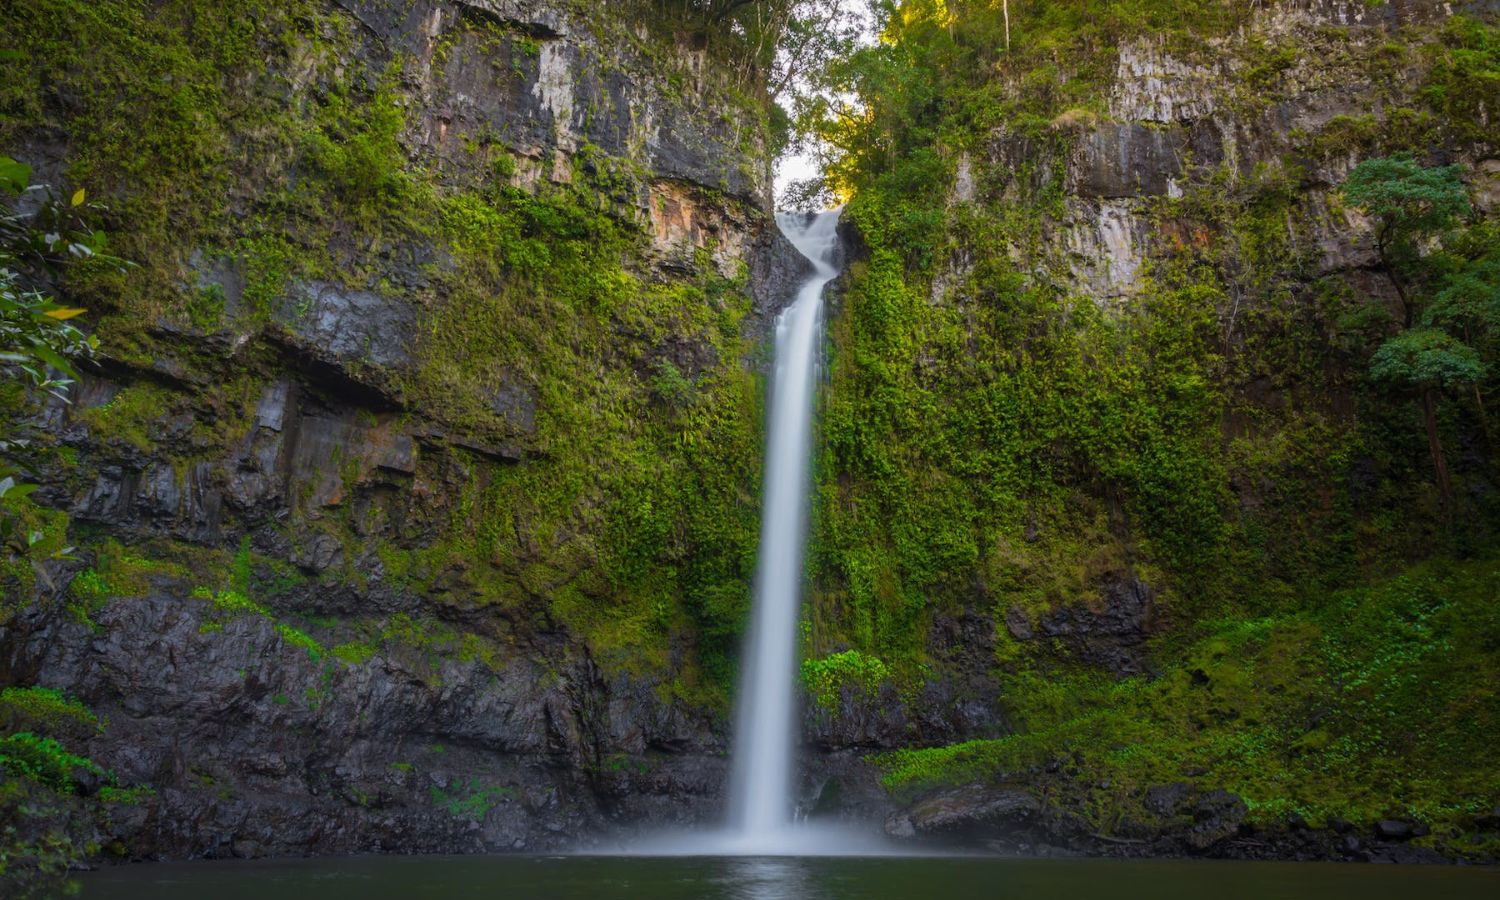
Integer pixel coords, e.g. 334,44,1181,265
625,210,884,856
724,208,842,848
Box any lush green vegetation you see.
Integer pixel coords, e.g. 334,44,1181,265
0,3,791,882
793,0,1500,850
0,687,148,896
0,154,127,603
0,0,788,704
876,556,1500,847
2,0,1498,871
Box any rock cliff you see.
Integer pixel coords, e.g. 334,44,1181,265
0,0,805,860
800,0,1500,862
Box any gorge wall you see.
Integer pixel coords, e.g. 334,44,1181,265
0,0,809,862
798,0,1500,862
3,0,1500,875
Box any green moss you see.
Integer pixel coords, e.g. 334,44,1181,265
97,785,155,805
275,623,324,660
230,536,253,595
0,496,71,610
875,555,1500,847
193,586,270,618
185,283,227,330
66,569,110,624
795,7,1500,856
0,733,103,794
430,778,513,820
76,382,175,452
331,641,377,665
1422,16,1500,145
0,687,100,740
2,0,779,712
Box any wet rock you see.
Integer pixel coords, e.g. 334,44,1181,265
290,529,345,574
1370,842,1448,864
1374,819,1414,840
748,215,818,339
1060,198,1150,299
884,812,916,839
1144,782,1192,818
1186,789,1248,850
255,381,291,432
489,380,537,435
276,281,416,373
1069,124,1187,199
1110,41,1223,123
0,585,728,859
899,786,1040,837
1003,606,1034,641
455,0,568,38
1030,576,1155,677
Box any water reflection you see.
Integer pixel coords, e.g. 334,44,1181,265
719,857,815,900
77,853,1500,900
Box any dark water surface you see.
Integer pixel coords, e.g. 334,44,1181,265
78,854,1500,899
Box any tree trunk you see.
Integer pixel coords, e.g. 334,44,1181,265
1375,227,1414,327
1422,387,1452,510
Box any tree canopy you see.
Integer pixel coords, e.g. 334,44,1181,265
1370,327,1485,389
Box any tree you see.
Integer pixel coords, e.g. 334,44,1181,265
1341,156,1482,509
647,1,866,100
1341,154,1469,326
1369,328,1484,504
1427,245,1500,427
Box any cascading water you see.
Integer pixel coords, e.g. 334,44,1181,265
723,208,843,847
625,209,884,856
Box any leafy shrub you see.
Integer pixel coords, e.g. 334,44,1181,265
801,649,891,710
0,733,102,793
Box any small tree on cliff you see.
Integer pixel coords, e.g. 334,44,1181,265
1343,155,1469,325
1369,328,1483,505
1341,155,1479,508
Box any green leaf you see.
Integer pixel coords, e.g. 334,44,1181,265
26,344,79,381
5,482,38,500
0,156,31,194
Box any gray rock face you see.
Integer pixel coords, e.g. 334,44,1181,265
1004,577,1156,678
1069,124,1186,199
276,282,416,373
957,1,1500,308
0,586,729,858
885,787,1040,839
802,608,1004,755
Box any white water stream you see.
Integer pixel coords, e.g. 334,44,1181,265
723,209,843,847
626,209,886,856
